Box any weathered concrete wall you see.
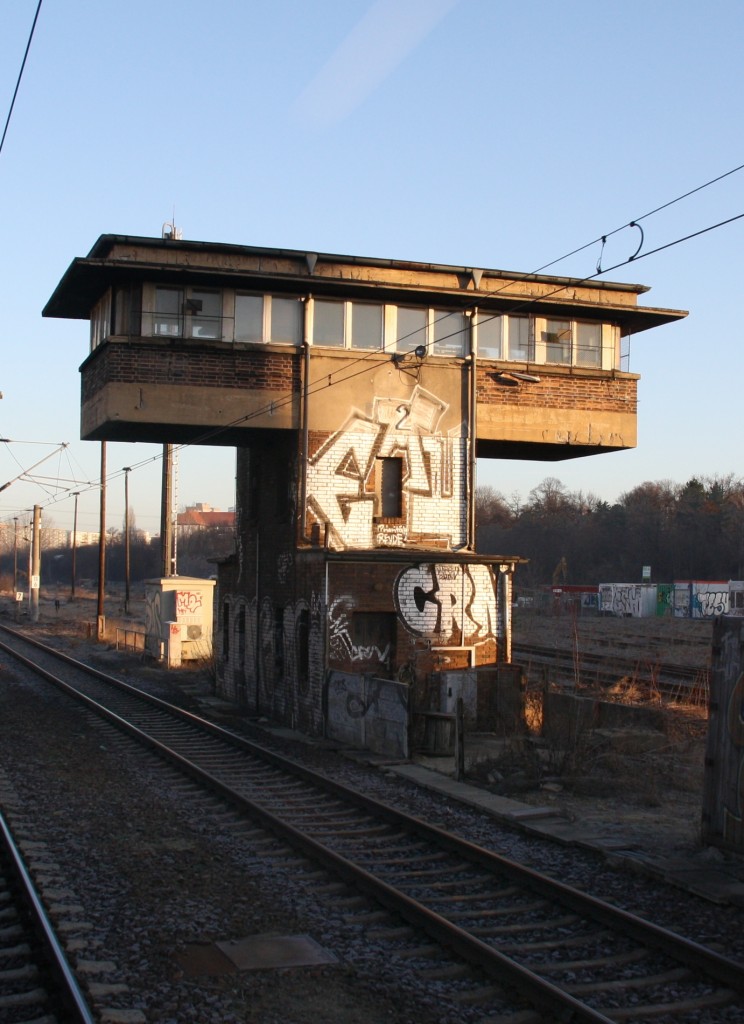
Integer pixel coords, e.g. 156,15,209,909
476,365,638,456
702,616,744,854
542,690,666,746
326,671,409,758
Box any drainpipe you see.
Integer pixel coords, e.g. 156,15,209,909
468,311,478,550
299,300,311,545
254,530,260,715
323,557,330,738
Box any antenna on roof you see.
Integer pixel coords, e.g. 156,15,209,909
162,213,182,241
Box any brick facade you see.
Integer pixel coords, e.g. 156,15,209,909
476,365,637,413
81,340,299,402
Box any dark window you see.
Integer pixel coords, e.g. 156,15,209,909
379,458,403,518
352,612,396,674
113,284,141,335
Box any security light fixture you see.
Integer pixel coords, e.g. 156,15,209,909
494,370,541,386
393,344,427,366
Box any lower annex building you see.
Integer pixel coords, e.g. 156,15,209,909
43,234,686,752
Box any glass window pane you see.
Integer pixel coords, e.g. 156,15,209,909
154,287,182,336
507,316,530,360
351,303,382,349
476,314,502,359
576,321,601,366
271,296,302,343
190,289,222,339
396,307,427,353
235,294,264,342
433,310,466,356
543,318,571,364
314,300,345,346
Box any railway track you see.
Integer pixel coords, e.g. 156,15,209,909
0,804,94,1023
513,641,710,702
1,623,741,1024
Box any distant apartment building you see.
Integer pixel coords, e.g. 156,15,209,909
177,503,235,535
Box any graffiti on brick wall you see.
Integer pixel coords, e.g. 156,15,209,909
306,386,466,550
328,597,391,666
228,592,325,719
394,564,498,645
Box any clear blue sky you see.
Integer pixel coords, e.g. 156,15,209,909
1,0,742,538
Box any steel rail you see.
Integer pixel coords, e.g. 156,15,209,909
513,640,708,693
0,807,96,1024
2,625,742,1022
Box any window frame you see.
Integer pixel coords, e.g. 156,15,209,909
376,456,404,519
234,292,304,346
134,283,622,370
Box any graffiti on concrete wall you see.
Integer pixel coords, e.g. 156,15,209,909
394,563,498,645
696,588,729,617
306,385,466,550
599,584,642,617
175,590,203,618
227,591,325,727
145,588,163,639
674,583,730,618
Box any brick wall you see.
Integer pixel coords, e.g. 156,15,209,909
81,340,300,401
476,367,637,413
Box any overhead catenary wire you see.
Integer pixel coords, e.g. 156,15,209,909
0,0,43,157
9,202,743,522
3,161,744,525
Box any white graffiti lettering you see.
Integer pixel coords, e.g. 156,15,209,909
306,385,465,550
696,590,729,617
394,564,497,644
328,596,391,665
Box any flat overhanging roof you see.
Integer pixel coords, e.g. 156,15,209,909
42,233,687,335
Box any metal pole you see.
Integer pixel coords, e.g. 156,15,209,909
70,492,79,601
30,505,41,622
97,442,106,638
13,517,18,594
161,443,173,577
455,697,465,781
123,468,131,613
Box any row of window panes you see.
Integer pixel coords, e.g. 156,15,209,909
476,314,607,367
92,285,617,367
314,300,468,356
